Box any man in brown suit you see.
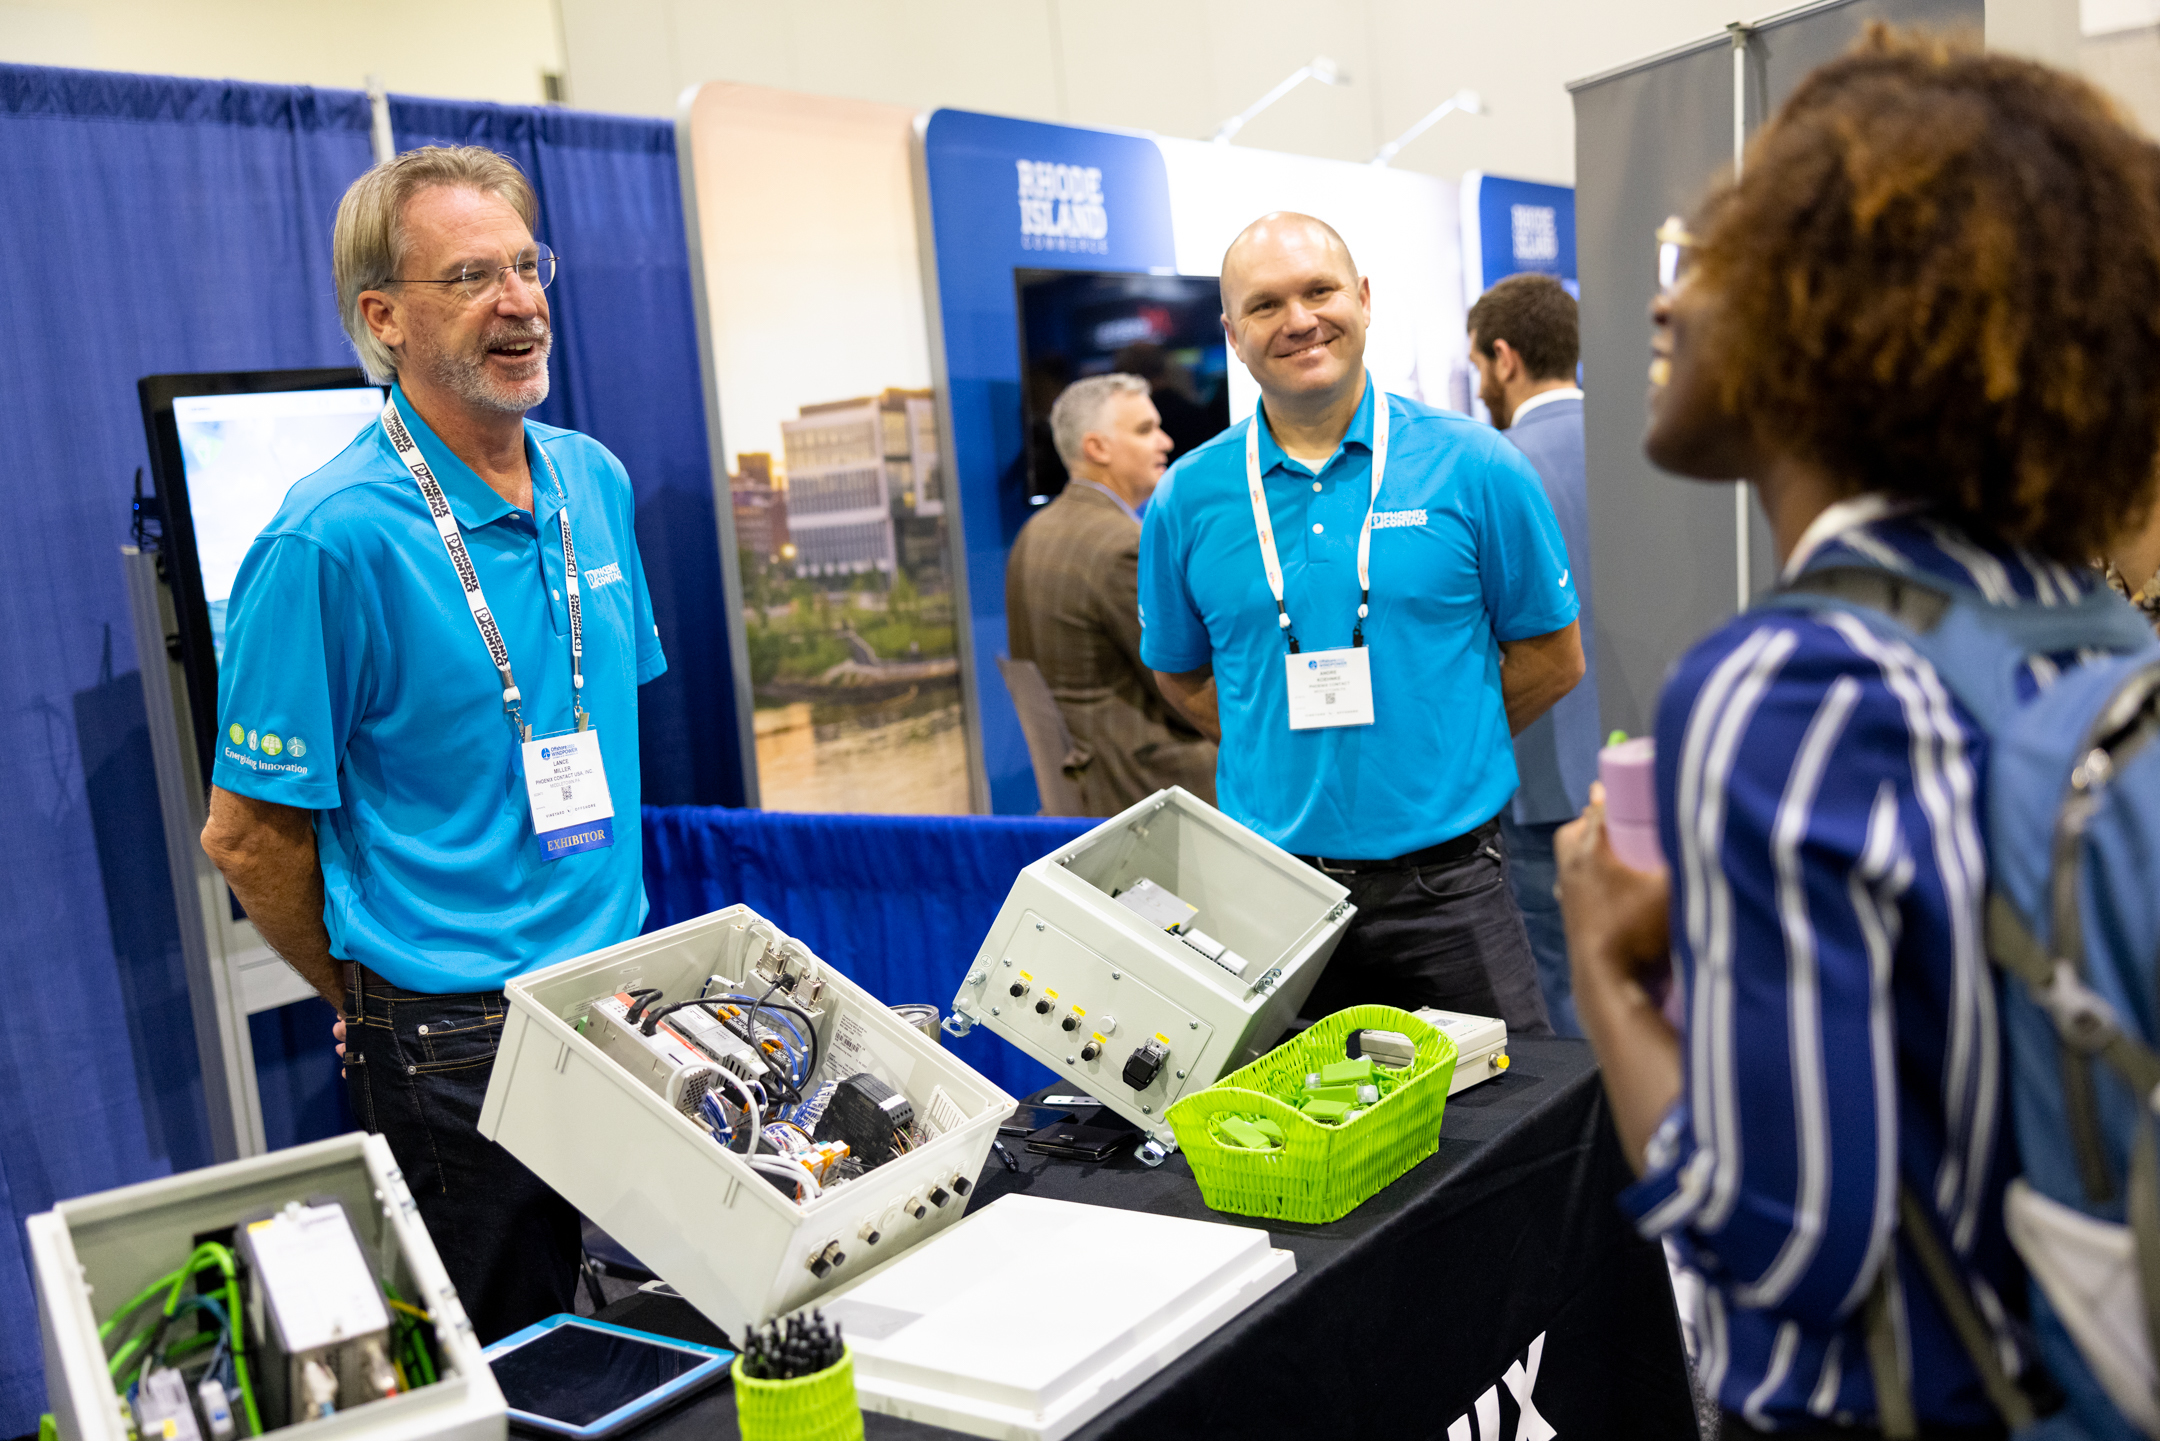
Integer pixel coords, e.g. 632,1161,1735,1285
1006,374,1217,813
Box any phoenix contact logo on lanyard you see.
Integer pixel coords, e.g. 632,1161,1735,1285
381,396,586,742
1245,378,1388,731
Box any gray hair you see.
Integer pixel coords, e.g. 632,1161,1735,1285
1049,373,1150,469
332,146,538,382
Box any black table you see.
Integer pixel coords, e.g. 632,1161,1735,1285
592,1038,1694,1440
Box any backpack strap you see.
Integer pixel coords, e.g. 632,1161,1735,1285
1995,887,2160,1420
1990,659,2160,1204
1865,1185,2041,1437
1768,564,2159,733
1776,565,1955,634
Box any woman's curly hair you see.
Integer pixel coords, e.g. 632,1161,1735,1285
1693,25,2160,562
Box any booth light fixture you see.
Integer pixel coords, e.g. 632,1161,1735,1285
1370,89,1487,167
1211,56,1349,145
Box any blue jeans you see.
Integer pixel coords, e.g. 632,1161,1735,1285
1500,815,1582,1039
343,965,580,1343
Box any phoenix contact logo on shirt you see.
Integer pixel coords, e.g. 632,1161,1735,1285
584,561,624,590
1016,160,1108,254
1371,509,1427,530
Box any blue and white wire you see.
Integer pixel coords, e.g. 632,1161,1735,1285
708,1065,762,1155
745,1154,821,1199
708,992,813,1080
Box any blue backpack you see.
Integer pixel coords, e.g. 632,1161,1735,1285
1764,561,2160,1439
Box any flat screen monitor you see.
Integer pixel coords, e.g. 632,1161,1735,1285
139,369,384,781
1012,269,1230,541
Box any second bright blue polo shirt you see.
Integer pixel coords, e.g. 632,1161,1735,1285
1137,376,1578,859
211,382,667,994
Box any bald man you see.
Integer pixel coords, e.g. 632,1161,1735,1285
1138,213,1582,1034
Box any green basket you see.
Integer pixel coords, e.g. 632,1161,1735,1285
1165,1005,1456,1224
731,1346,863,1441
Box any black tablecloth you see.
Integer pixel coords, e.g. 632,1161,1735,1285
587,1037,1694,1440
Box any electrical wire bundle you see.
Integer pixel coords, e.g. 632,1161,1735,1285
101,1242,260,1438
627,975,836,1202
737,1311,845,1381
378,1282,438,1393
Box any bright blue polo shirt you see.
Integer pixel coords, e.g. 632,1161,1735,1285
1137,376,1577,858
212,383,667,993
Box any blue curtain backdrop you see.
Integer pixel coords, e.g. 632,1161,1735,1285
0,64,736,1436
643,807,1086,1101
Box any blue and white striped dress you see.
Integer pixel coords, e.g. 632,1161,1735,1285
1623,498,2091,1429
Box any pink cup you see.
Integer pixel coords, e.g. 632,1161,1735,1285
1599,736,1663,873
1595,735,1684,1026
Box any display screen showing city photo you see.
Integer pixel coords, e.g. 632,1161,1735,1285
688,85,972,814
173,387,383,661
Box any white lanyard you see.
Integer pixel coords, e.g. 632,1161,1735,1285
381,395,586,742
1244,379,1389,652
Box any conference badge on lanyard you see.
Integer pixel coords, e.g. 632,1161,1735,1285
1246,380,1388,731
381,394,613,861
522,729,616,860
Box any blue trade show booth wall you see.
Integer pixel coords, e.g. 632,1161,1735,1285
0,63,739,1436
916,110,1178,815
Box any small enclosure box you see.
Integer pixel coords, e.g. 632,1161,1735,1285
479,905,1015,1342
28,1133,502,1441
1411,1008,1512,1094
948,788,1354,1153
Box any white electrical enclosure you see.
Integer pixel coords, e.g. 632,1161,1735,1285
479,905,1015,1341
821,1194,1295,1441
948,787,1353,1154
28,1133,502,1441
1411,1008,1512,1095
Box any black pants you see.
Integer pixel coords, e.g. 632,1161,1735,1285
343,965,580,1344
1296,817,1554,1037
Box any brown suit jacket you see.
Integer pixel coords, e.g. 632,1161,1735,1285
1005,482,1217,814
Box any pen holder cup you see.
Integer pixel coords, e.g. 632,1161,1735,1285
731,1347,863,1441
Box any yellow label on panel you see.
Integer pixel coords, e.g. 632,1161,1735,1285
1044,989,1059,1001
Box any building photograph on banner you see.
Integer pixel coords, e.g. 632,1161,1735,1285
682,83,973,815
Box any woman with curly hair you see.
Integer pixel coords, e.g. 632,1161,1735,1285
1557,28,2160,1439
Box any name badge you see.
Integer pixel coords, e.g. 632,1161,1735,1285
521,729,616,861
1284,647,1375,730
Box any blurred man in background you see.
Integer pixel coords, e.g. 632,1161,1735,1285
1006,374,1217,814
1468,273,1597,1036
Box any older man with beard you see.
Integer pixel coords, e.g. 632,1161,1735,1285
200,146,667,1341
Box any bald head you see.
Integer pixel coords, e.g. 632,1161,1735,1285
1218,211,1371,413
1220,212,1358,318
